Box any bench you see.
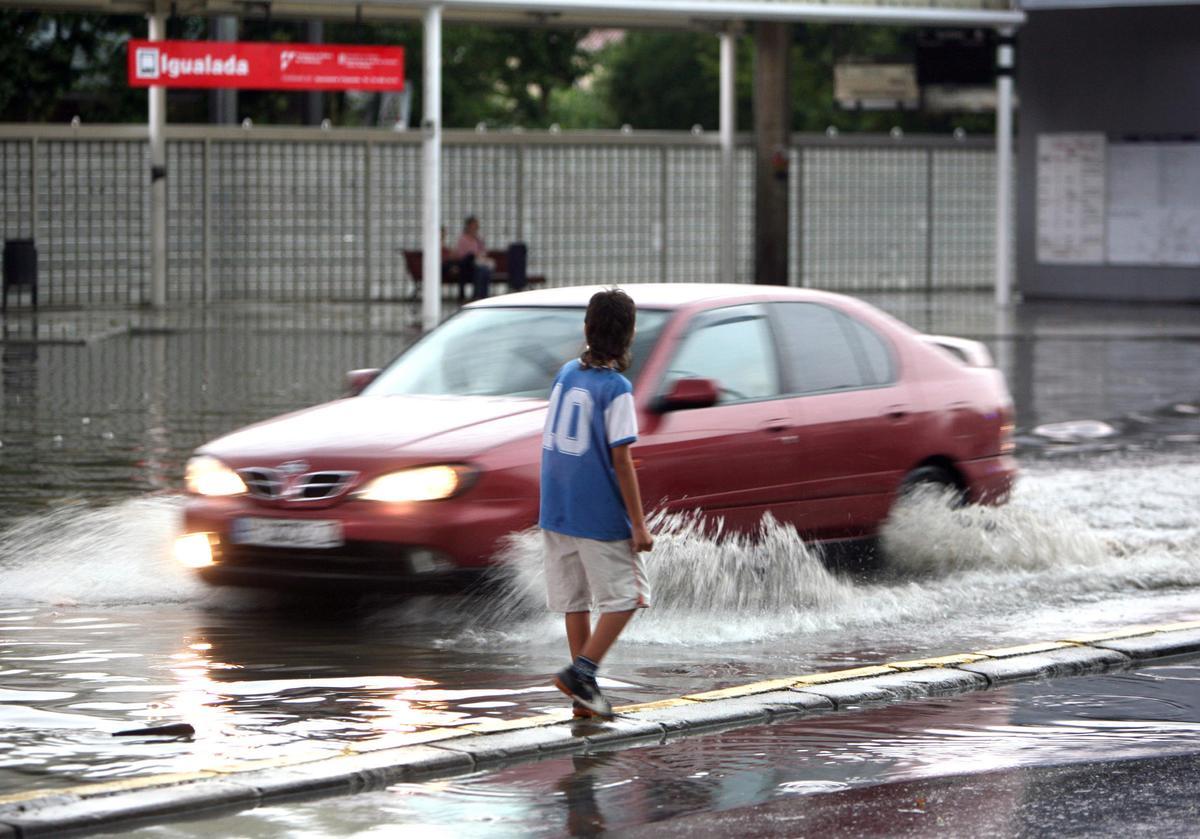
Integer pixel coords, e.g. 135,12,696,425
402,247,547,301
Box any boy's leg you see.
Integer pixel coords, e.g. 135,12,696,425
580,609,635,664
564,611,594,718
564,611,591,658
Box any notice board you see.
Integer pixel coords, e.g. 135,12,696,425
1106,143,1200,266
1037,133,1200,266
1036,133,1106,264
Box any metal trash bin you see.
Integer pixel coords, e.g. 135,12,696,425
506,242,528,292
3,239,38,312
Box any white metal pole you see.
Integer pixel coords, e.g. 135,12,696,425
994,29,1015,307
421,5,443,331
148,9,167,308
719,28,736,283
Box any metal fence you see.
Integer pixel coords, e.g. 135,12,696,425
0,125,1003,307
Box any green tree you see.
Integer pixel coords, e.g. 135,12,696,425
353,23,595,129
0,11,146,122
603,31,753,131
790,24,993,134
603,26,994,134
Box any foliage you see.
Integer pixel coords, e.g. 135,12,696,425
0,14,994,134
0,11,146,122
345,23,595,129
602,31,755,131
788,24,994,134
602,25,994,135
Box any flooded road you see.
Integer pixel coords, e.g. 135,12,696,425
0,297,1198,829
109,658,1200,837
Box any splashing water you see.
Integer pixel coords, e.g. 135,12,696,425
879,484,1109,577
464,459,1200,646
0,495,250,608
0,460,1197,644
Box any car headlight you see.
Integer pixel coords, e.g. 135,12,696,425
358,465,474,503
185,455,247,497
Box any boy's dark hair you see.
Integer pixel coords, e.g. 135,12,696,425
581,288,636,372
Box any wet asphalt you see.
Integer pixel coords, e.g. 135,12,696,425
0,292,1198,835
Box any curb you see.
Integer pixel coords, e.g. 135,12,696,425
3,620,1200,837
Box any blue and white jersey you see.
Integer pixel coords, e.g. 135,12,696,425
539,360,639,541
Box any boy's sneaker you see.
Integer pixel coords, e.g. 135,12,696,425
572,701,594,719
554,666,613,719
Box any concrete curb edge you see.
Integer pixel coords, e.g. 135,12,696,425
3,619,1200,837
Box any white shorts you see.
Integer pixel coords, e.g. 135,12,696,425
542,529,651,614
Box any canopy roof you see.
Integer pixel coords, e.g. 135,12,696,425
5,0,1023,29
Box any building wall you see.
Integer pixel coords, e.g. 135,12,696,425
1017,5,1200,301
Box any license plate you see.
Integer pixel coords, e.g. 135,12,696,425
230,517,344,549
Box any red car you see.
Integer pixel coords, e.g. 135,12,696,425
175,284,1016,588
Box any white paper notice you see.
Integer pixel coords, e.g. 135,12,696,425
1106,142,1200,266
1106,144,1162,264
1159,144,1200,266
1036,133,1106,264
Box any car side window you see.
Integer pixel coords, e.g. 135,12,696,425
771,303,893,394
661,306,780,404
846,316,895,386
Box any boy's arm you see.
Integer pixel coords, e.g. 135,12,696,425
612,443,654,553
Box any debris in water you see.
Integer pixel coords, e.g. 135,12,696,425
113,723,195,738
1032,420,1117,442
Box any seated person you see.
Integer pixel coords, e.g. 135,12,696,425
453,215,494,301
439,225,458,282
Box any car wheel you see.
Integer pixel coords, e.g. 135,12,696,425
876,464,970,575
896,464,966,509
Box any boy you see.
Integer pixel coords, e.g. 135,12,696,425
540,288,654,719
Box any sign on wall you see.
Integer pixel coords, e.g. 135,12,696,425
1106,143,1200,266
1036,133,1106,264
127,40,404,91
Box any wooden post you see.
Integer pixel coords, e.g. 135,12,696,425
753,21,791,286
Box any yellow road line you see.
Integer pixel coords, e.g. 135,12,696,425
972,641,1074,658
684,677,803,701
888,653,990,670
615,697,699,713
793,665,898,685
7,620,1199,815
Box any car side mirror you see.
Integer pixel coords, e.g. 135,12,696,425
655,377,719,412
345,368,381,396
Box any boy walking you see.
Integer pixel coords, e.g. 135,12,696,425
540,289,654,719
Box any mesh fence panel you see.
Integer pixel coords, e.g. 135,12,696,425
369,142,422,300
665,147,718,283
167,140,205,303
209,140,369,301
27,140,148,305
522,144,663,285
933,148,996,289
0,141,34,242
800,147,929,291
0,131,1003,306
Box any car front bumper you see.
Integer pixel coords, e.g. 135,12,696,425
180,493,538,590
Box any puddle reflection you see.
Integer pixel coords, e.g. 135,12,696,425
117,660,1200,837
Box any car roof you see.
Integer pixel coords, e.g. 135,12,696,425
466,283,855,311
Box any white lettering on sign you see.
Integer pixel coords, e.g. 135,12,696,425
135,47,251,81
160,54,251,79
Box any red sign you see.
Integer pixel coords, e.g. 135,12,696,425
127,40,404,91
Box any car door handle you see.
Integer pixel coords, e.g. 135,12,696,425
761,419,799,443
884,405,910,421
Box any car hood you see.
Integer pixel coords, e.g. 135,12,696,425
201,394,547,463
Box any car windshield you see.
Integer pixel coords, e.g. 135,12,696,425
364,306,671,399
